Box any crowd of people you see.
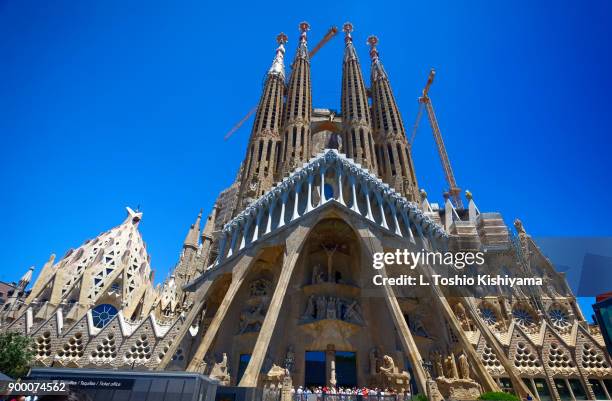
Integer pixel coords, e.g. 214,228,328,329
290,386,413,401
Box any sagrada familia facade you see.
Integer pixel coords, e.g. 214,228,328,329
2,22,611,401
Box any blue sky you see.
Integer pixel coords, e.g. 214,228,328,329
0,1,610,319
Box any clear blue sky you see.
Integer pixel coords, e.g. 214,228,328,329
1,1,610,318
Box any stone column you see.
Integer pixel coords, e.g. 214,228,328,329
362,232,428,393
253,210,263,242
319,166,327,207
564,378,576,401
279,192,288,228
306,173,314,213
336,167,345,206
291,183,301,222
326,344,336,387
226,226,239,258
240,219,253,250
186,255,255,372
158,279,213,370
389,202,402,236
363,183,374,221
265,200,276,234
349,175,359,213
238,226,309,387
375,192,388,229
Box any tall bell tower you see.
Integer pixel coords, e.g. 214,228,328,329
279,22,313,177
236,33,287,210
340,22,378,171
368,35,419,201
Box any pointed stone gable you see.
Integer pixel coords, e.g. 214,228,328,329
509,326,543,377
116,316,159,368
84,314,125,368
575,325,612,378
476,334,507,376
542,325,578,377
30,311,62,367
53,313,91,368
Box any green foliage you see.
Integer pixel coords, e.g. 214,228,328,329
412,393,429,401
478,391,520,401
0,331,34,378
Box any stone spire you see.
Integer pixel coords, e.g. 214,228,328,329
17,266,34,290
200,204,218,268
279,22,313,177
340,23,377,171
183,209,202,249
368,35,419,201
236,33,287,210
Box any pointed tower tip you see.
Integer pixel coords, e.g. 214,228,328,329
276,32,288,45
183,210,202,249
343,22,354,42
268,32,287,78
294,22,310,60
125,206,143,224
367,35,380,63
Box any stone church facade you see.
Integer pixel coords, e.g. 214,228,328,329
2,22,611,401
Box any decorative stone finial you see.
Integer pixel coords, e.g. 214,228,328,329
367,35,379,61
465,190,473,200
276,32,288,45
269,33,288,77
420,188,428,200
514,218,526,234
343,22,354,43
299,21,310,43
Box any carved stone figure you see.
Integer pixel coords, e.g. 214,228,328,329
379,355,411,393
458,352,470,380
329,359,337,386
250,279,270,297
193,359,207,374
281,370,293,401
316,296,326,320
369,347,380,374
312,264,325,284
209,353,230,385
266,364,287,380
326,297,337,319
408,313,429,338
302,296,315,320
434,352,444,378
445,354,459,379
328,132,342,150
239,302,267,334
380,355,398,374
284,345,295,373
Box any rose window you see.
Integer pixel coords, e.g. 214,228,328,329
549,309,570,329
92,304,118,328
512,308,535,327
480,308,497,325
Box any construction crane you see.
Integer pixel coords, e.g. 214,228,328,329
308,25,338,58
411,69,464,208
224,26,339,141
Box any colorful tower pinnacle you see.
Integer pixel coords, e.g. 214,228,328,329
279,22,313,177
236,33,287,209
368,35,419,201
340,22,378,171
